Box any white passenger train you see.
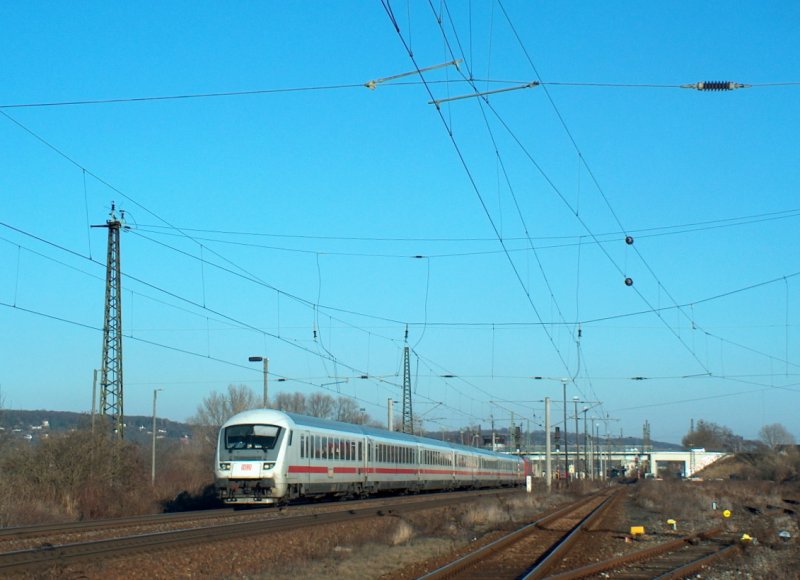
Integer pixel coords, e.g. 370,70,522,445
215,409,529,504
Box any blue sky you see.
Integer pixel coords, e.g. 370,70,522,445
1,2,798,444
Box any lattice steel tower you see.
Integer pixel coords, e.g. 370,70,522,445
95,203,125,438
402,345,413,434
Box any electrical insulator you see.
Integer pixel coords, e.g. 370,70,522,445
701,81,734,91
681,81,750,91
625,277,634,286
625,235,634,245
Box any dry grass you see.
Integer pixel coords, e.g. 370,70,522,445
629,479,800,578
0,430,216,525
249,484,575,580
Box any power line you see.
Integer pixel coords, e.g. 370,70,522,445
1,78,797,110
382,0,579,391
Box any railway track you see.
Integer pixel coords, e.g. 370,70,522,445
547,527,739,579
418,489,620,579
0,488,520,575
0,508,236,541
416,489,742,580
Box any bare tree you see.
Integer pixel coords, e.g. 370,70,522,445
682,420,742,451
759,423,795,450
273,392,306,414
189,384,259,429
334,396,364,423
188,384,259,454
307,392,334,419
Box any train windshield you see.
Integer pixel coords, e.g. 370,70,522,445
224,424,282,451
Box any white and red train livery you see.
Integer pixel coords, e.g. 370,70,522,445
215,409,529,504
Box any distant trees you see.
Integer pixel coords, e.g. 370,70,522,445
189,384,260,429
682,420,743,452
272,391,370,424
188,384,260,455
758,423,795,450
683,420,799,482
273,392,307,414
307,392,335,418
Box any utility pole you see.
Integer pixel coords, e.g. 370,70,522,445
562,379,569,483
91,369,98,435
583,406,588,479
93,203,125,439
402,344,413,434
573,396,580,478
151,388,163,485
248,355,269,407
545,396,552,492
387,398,393,431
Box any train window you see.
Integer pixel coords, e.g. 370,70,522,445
224,424,281,451
299,434,305,458
358,442,363,461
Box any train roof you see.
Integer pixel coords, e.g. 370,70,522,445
221,408,519,460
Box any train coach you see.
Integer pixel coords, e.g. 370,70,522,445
215,408,529,505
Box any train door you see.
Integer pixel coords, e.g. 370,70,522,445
291,429,312,489
364,437,375,491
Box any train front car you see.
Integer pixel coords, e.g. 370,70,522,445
215,409,293,504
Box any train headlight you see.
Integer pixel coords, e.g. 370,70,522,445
263,462,275,470
219,462,231,471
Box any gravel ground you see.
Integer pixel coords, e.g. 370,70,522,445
12,480,800,579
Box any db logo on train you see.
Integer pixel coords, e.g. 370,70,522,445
242,464,253,471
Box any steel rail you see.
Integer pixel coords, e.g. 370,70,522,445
654,543,741,580
0,487,520,542
418,489,617,580
522,491,620,580
0,508,235,540
546,527,726,579
0,489,519,574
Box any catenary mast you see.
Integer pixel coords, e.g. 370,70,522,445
94,203,125,438
402,344,413,434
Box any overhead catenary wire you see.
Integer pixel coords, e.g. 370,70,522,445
1,219,494,426
133,207,800,244
429,0,604,408
405,0,800,420
5,221,797,373
4,4,792,430
381,0,582,401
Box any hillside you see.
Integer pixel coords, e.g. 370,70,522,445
0,409,192,446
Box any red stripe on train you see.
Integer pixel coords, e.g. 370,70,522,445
287,465,517,477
